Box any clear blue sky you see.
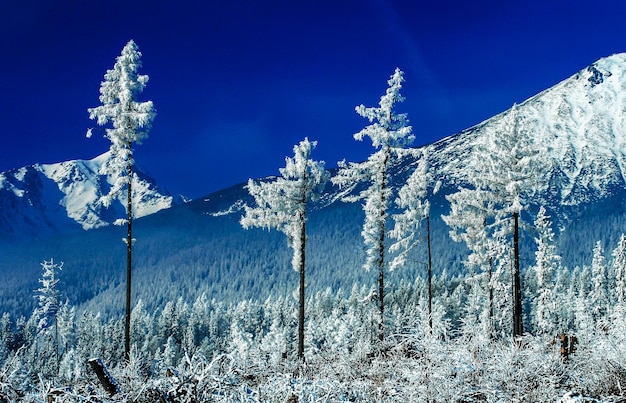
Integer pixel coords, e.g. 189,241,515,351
1,0,625,199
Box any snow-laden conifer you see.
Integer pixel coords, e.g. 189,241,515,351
35,258,62,372
87,39,156,207
590,241,608,322
473,104,544,215
87,39,155,361
389,146,434,271
611,234,626,304
332,68,413,341
445,103,545,338
443,187,501,336
241,138,328,360
444,188,497,273
389,145,440,327
531,206,561,336
35,259,62,333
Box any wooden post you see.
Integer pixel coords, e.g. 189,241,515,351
560,334,569,360
570,335,578,355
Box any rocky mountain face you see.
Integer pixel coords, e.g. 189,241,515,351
0,152,176,241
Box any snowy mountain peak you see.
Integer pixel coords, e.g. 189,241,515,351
432,52,626,205
0,152,176,240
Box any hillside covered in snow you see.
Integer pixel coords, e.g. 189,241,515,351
0,152,177,241
430,53,626,206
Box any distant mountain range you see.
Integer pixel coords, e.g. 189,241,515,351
2,53,626,318
0,152,178,241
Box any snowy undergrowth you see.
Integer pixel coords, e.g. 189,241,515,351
2,277,626,402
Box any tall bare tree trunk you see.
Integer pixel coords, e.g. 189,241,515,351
377,145,390,342
297,159,310,361
489,256,494,339
513,211,523,337
427,214,433,331
125,145,133,362
53,269,59,372
298,216,306,360
378,240,385,342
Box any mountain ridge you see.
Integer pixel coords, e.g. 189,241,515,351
429,52,626,206
0,152,177,240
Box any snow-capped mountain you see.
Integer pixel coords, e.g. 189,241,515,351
0,152,176,240
430,53,626,206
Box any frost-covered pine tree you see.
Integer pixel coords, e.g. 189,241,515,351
466,104,542,337
332,68,413,342
611,234,626,305
390,145,439,326
241,138,328,360
87,39,156,361
35,258,62,372
481,104,538,337
531,206,561,336
590,241,608,323
444,187,502,337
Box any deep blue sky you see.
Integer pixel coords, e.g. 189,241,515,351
1,1,625,199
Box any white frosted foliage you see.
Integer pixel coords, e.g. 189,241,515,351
531,206,561,335
590,240,608,320
87,39,156,207
332,68,413,272
241,138,328,272
389,146,433,271
443,187,497,271
35,259,63,332
612,234,626,304
354,68,414,148
474,103,543,216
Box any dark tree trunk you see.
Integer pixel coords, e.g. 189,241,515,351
297,215,306,360
378,247,385,342
427,214,433,331
489,256,494,338
125,145,133,362
377,146,390,343
513,211,523,337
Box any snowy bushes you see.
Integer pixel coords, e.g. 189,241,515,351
4,229,626,400
1,262,626,401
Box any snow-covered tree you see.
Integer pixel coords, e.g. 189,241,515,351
611,234,626,305
531,206,561,336
86,39,156,360
241,138,328,360
448,103,543,338
590,241,608,322
390,145,439,327
480,104,541,337
332,68,413,341
390,146,433,270
444,187,502,337
35,258,63,372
